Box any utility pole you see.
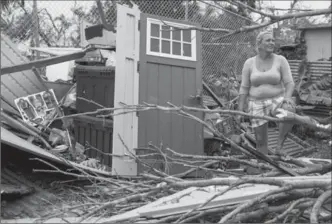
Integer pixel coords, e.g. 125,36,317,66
33,0,40,60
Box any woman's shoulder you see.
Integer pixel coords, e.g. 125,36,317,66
244,56,255,66
274,54,290,68
274,53,288,62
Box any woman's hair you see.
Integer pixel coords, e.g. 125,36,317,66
256,31,273,52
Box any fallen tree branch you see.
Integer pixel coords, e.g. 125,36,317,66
261,163,332,177
58,103,332,134
175,179,247,223
265,198,314,223
218,185,294,223
169,177,330,190
231,200,314,223
310,189,332,223
213,8,331,40
84,189,162,223
164,147,273,170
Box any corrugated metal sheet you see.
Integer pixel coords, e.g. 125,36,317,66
289,60,332,117
248,128,307,156
289,60,332,82
1,34,44,113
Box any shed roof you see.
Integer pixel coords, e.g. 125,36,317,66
295,23,332,30
1,34,45,114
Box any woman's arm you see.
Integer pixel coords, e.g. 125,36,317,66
238,59,251,112
280,55,295,99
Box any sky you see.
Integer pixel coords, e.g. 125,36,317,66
267,0,330,9
34,0,331,18
11,0,331,51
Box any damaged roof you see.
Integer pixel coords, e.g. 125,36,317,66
1,34,45,113
295,22,332,30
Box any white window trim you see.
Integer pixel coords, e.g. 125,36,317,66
146,18,197,61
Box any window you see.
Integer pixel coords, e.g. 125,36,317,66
146,18,197,61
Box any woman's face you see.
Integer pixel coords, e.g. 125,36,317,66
258,33,275,53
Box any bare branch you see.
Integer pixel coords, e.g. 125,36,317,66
310,189,332,223
265,8,319,12
265,198,314,223
42,9,61,35
226,0,276,18
202,0,254,23
214,8,332,40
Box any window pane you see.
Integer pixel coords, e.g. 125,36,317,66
151,23,160,37
161,25,170,39
183,43,192,57
162,40,170,54
183,30,191,42
150,38,159,52
172,29,181,41
172,42,181,55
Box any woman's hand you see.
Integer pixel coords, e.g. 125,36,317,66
283,97,295,106
281,97,296,113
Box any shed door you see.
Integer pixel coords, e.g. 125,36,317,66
112,4,140,176
138,14,203,175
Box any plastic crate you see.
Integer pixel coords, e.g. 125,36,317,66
74,65,115,113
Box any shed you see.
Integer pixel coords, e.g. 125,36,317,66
67,5,204,176
1,4,205,177
295,23,332,61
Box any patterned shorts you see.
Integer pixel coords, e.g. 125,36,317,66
248,96,284,128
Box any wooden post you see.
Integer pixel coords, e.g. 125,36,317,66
185,1,189,21
33,0,40,60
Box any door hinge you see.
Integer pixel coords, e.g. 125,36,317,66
138,20,140,31
137,61,140,73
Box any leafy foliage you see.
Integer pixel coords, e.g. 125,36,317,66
1,0,24,10
1,1,80,47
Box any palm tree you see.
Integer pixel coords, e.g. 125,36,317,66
1,0,24,10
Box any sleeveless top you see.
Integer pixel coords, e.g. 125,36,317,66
250,55,282,87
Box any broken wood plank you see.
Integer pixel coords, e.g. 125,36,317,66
1,184,34,198
1,49,93,75
1,127,114,177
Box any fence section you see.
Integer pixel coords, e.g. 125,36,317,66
1,1,259,107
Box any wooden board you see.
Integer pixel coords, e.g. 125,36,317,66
1,127,114,177
100,175,330,222
112,4,140,176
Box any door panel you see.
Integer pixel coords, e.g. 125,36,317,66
138,13,203,175
112,4,140,176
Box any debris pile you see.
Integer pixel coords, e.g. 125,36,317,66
1,87,331,224
1,87,108,172
3,145,330,224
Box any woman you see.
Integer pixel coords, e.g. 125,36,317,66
237,31,296,156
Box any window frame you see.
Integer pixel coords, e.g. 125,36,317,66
146,18,197,61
